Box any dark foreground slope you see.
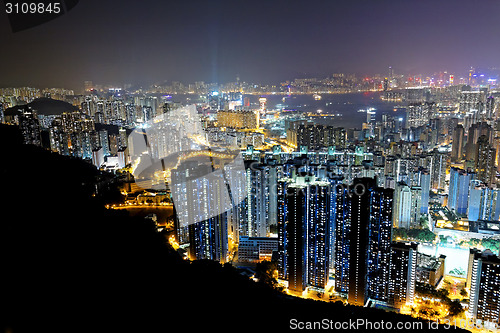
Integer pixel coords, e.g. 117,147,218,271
0,124,465,333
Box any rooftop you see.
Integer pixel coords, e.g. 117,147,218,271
417,253,446,271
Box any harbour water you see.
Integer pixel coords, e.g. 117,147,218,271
246,91,404,128
172,91,405,129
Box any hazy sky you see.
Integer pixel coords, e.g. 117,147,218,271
1,0,500,90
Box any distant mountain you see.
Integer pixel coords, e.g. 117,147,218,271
27,97,79,115
5,97,79,116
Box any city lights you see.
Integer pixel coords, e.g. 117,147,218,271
4,1,500,331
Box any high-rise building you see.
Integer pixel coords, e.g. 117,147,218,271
412,167,431,214
405,87,429,104
0,102,4,124
366,183,394,303
459,90,485,115
84,80,93,92
467,184,500,222
244,160,280,237
80,131,92,159
17,107,41,146
476,135,496,186
448,167,475,215
125,104,137,126
283,182,307,292
188,213,228,262
217,109,259,129
467,248,481,290
118,128,128,150
468,250,500,326
259,97,267,113
98,129,110,157
430,150,448,190
465,122,493,162
286,121,346,150
451,124,465,162
393,183,412,228
277,179,288,280
388,242,418,308
277,176,331,292
409,186,422,227
485,96,495,120
460,89,487,131
406,103,432,128
334,177,394,306
366,108,376,138
306,180,331,290
171,161,229,263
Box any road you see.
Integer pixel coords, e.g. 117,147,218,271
111,205,174,225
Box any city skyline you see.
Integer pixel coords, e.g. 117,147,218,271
4,65,500,330
3,0,500,90
4,1,500,331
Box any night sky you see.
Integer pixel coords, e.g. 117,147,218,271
1,0,500,90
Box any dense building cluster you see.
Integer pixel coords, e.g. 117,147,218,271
2,73,500,326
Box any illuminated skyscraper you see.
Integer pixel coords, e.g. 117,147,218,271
259,97,267,113
277,176,331,292
288,122,347,150
465,122,493,162
17,107,41,146
451,124,464,162
366,183,394,303
485,96,495,120
366,108,376,138
283,183,307,292
277,179,288,281
84,80,93,92
393,182,411,228
459,90,485,117
430,150,448,190
188,213,228,262
244,160,280,237
467,184,500,222
468,250,500,327
0,102,4,124
476,135,497,186
171,161,229,263
99,129,110,157
306,180,330,290
448,167,475,215
217,109,259,129
334,177,394,306
388,242,417,308
418,168,431,214
406,103,432,128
